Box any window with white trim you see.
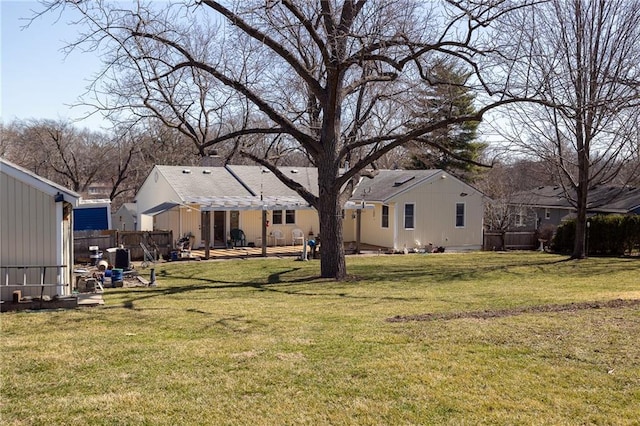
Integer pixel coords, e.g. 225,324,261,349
455,203,465,227
404,203,415,229
381,205,389,228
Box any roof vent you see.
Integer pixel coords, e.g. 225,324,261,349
393,176,415,186
202,169,212,174
182,169,191,174
291,169,299,174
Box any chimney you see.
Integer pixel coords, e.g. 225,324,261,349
200,150,224,167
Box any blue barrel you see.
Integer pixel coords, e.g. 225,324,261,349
111,268,123,285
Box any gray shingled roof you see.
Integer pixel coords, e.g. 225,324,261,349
227,165,318,198
153,165,317,210
511,185,640,213
350,169,442,203
155,165,254,199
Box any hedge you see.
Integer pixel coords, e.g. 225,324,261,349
552,214,640,256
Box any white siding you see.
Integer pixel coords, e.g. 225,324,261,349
358,204,396,248
135,166,181,231
1,173,60,300
390,175,483,251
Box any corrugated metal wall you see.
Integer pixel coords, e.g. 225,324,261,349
1,172,58,300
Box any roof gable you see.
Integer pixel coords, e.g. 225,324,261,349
1,157,80,205
351,169,444,202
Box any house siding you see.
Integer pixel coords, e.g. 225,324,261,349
244,209,318,246
358,204,396,248
389,175,483,251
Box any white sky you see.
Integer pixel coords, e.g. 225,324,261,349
1,0,108,130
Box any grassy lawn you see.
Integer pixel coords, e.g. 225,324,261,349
1,252,639,425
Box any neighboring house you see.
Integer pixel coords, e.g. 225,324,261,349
81,181,111,200
1,158,80,301
510,185,640,230
135,165,484,251
73,199,112,231
112,203,137,231
349,170,484,251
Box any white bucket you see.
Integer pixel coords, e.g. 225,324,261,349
97,260,109,271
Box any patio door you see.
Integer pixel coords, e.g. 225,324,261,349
213,211,226,247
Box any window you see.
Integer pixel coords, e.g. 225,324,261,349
456,203,465,227
381,205,389,228
545,208,551,220
285,210,295,224
516,208,526,227
272,210,283,225
404,203,415,229
230,210,240,229
272,210,295,225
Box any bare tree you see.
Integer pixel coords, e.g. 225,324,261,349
495,0,640,259
2,119,113,193
41,0,537,279
477,159,554,250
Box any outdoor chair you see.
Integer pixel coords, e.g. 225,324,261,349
271,229,285,246
230,228,246,247
291,228,305,245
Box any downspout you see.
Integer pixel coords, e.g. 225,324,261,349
393,202,399,251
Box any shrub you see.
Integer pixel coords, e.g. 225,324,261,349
552,214,640,255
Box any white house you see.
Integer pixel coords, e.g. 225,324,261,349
134,165,484,252
348,169,484,251
1,158,80,301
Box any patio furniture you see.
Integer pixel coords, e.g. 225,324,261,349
230,228,246,247
291,228,305,245
271,229,285,246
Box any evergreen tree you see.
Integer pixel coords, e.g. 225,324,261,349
405,61,485,181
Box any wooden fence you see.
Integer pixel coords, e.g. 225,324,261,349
74,230,173,263
483,231,539,251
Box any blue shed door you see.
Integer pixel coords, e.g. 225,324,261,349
74,207,109,231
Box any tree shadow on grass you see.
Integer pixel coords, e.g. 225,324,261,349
107,255,638,310
109,267,408,309
359,255,635,284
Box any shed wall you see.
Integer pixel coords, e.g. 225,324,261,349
1,172,60,300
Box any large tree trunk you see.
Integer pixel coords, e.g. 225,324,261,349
316,151,346,280
318,191,346,279
317,59,346,279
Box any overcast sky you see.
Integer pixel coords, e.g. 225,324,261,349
1,1,108,130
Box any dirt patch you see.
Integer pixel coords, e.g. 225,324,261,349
386,298,640,323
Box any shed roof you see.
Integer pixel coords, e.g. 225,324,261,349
0,157,80,206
